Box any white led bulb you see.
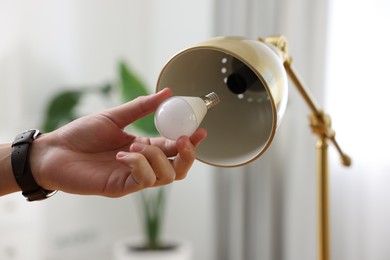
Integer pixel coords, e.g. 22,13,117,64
154,92,220,140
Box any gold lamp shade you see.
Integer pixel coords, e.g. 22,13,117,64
156,36,288,167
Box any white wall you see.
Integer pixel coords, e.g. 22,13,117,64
0,1,215,259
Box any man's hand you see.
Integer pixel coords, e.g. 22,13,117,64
29,88,207,197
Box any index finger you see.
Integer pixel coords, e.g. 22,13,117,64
102,88,172,129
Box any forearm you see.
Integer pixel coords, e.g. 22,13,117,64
0,144,20,196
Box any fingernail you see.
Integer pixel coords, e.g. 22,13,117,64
130,143,146,152
117,151,128,158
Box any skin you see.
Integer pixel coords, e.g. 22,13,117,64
0,88,207,198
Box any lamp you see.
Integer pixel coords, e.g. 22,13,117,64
157,36,288,167
155,35,351,260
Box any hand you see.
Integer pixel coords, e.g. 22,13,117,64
29,88,207,197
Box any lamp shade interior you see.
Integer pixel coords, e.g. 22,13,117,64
156,37,288,167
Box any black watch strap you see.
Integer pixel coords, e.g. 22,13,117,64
11,129,56,201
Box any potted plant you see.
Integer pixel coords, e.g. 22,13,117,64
113,188,192,260
42,62,192,260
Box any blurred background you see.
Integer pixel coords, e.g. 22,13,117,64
0,0,389,260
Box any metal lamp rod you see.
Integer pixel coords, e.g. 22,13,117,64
262,36,351,260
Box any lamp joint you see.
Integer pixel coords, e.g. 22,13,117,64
309,111,333,138
260,35,291,63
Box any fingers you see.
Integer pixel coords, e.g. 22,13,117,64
115,151,157,194
102,88,172,129
189,128,208,147
172,128,207,180
129,143,176,186
115,128,207,195
146,128,208,157
171,136,196,180
115,143,177,193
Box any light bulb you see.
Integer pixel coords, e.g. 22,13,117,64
154,92,220,140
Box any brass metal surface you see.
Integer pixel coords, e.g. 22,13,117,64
264,35,351,260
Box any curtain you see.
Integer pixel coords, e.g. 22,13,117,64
213,0,329,259
327,1,390,259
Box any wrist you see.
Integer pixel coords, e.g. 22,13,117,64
0,144,21,195
29,132,55,190
11,130,57,201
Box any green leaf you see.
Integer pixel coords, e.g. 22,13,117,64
134,114,159,136
42,90,83,132
119,61,148,101
118,61,159,136
140,188,166,249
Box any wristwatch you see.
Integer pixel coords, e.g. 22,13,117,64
11,129,57,201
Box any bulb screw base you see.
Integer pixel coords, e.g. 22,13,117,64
202,92,220,110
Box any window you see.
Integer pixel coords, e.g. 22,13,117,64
326,1,390,259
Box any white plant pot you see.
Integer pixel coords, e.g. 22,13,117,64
113,237,192,260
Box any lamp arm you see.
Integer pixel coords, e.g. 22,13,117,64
283,60,351,167
283,60,322,116
262,36,351,166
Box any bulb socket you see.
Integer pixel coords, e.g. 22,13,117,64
202,92,220,110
